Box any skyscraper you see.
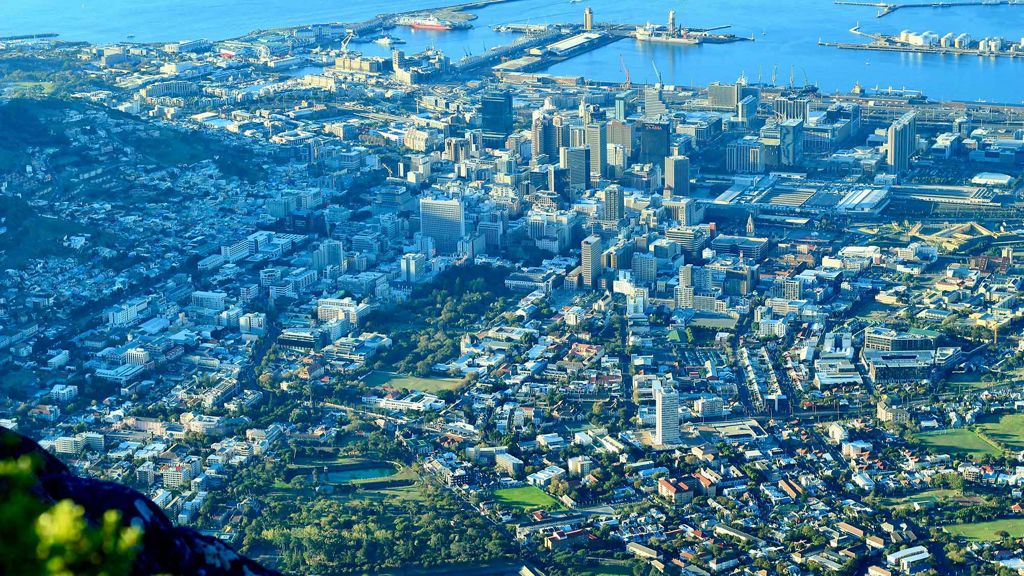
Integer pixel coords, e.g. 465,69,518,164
559,146,591,192
887,111,917,175
644,86,668,119
419,195,465,254
773,93,810,122
654,381,680,446
583,6,593,30
531,111,556,161
581,234,603,289
480,90,513,148
602,184,624,222
664,155,690,197
637,121,670,165
586,122,608,179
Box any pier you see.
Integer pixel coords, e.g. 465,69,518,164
834,0,1020,17
820,39,1024,57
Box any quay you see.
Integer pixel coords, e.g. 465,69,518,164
820,39,1024,57
835,0,1020,18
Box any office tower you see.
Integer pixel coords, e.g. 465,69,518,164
637,121,670,165
391,49,404,71
614,91,633,120
548,165,570,196
586,122,608,179
778,119,804,166
654,381,680,445
736,94,758,126
584,6,593,30
773,93,810,122
726,137,765,174
559,146,591,191
602,184,624,222
480,90,513,148
644,86,668,119
400,253,428,283
419,195,465,254
443,137,469,163
607,119,636,162
569,125,587,148
552,113,572,148
664,155,690,197
581,234,603,289
531,111,556,161
887,111,917,175
631,252,657,286
312,239,345,271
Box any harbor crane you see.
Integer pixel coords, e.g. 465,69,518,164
341,29,354,57
620,54,631,88
651,59,663,86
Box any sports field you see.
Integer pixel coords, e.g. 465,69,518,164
945,518,1024,541
492,486,562,512
913,429,999,458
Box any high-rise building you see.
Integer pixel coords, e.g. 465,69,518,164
773,94,810,122
586,122,608,179
654,381,680,445
614,90,634,120
637,121,670,165
644,86,668,119
419,195,465,254
583,6,593,30
664,155,690,197
480,90,513,148
887,111,917,175
602,184,624,222
581,234,603,289
531,111,556,161
607,119,636,162
726,137,765,174
631,252,657,286
559,146,591,191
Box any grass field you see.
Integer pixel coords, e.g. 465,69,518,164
492,486,562,513
945,518,1024,541
978,413,1024,452
364,371,463,393
913,429,1000,458
878,489,960,509
577,565,634,576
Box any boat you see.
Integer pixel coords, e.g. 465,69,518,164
373,35,405,46
634,23,700,45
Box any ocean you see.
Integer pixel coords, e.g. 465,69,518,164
2,0,1023,103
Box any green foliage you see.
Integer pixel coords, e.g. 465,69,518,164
0,456,141,576
366,265,513,376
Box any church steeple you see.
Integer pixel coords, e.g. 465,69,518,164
746,213,756,237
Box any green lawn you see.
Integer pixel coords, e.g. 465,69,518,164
364,371,464,393
577,565,634,576
879,489,959,509
978,413,1024,452
492,486,562,513
945,518,1024,541
913,429,1000,458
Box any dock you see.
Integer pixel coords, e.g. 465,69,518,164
835,0,1020,18
819,39,1024,57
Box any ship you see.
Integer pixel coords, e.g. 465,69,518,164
373,35,406,46
635,24,700,45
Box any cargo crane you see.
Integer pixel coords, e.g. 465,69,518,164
651,59,663,86
341,29,355,57
620,54,631,89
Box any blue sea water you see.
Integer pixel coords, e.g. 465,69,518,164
2,0,1023,103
